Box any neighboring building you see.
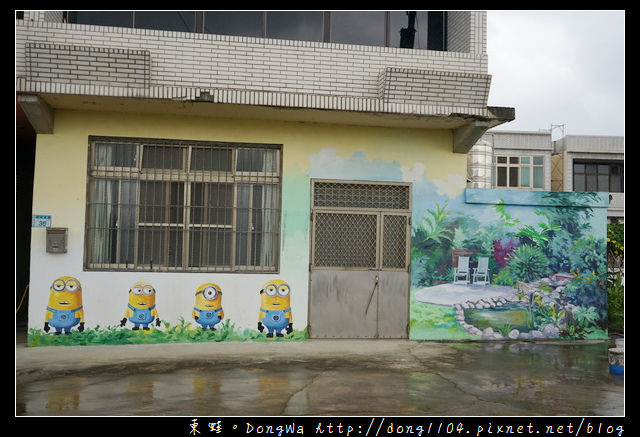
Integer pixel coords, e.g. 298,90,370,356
551,135,624,223
17,11,610,344
467,130,552,191
468,131,624,222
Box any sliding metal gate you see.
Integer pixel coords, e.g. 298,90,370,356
309,180,411,338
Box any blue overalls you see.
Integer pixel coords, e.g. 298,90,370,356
260,307,291,335
128,304,156,329
194,307,223,329
46,306,82,333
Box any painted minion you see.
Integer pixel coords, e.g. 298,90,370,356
44,276,85,335
120,282,160,330
192,283,224,330
257,279,293,337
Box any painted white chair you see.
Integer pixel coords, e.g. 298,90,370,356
472,256,490,286
453,256,470,285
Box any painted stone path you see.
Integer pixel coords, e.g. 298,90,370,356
414,283,517,306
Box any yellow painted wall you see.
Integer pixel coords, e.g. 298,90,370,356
28,109,464,339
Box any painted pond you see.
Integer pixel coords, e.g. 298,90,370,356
464,302,532,334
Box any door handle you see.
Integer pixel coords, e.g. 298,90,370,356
364,275,379,315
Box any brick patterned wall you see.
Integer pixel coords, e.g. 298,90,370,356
16,13,491,116
380,67,491,108
25,43,150,88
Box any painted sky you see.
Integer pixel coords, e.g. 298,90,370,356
487,10,625,139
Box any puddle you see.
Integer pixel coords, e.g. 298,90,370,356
16,342,623,416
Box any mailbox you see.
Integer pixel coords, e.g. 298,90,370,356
46,227,67,253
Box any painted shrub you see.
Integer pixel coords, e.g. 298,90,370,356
410,189,610,341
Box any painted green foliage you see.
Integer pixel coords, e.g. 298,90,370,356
28,319,308,346
411,190,608,340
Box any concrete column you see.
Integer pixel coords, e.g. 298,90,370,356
17,94,53,134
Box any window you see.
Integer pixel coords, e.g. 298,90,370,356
67,11,134,28
330,11,386,46
203,11,263,37
493,155,544,189
67,11,448,50
85,137,281,272
389,11,447,50
134,11,196,32
266,11,324,42
573,161,624,193
67,11,196,31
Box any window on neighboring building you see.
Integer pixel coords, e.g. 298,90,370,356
493,155,544,189
573,161,624,193
85,137,281,272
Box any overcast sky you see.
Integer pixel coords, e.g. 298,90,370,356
486,10,625,139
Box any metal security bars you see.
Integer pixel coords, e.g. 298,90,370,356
311,180,411,271
313,212,378,268
313,180,410,210
85,137,281,272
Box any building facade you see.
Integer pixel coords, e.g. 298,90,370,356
17,11,609,345
552,135,624,222
469,130,624,222
467,130,553,191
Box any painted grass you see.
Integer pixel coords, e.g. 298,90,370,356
27,318,307,347
409,288,477,340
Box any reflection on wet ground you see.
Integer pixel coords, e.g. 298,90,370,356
16,342,623,416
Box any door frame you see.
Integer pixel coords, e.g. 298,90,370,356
307,178,412,338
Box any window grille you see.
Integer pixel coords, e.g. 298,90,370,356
313,212,378,268
313,181,410,210
382,214,409,269
311,180,410,271
85,137,281,272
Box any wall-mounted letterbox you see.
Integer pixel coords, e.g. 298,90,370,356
46,227,67,253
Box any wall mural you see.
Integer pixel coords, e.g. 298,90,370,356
193,283,224,331
257,280,293,337
30,278,302,346
44,276,85,335
120,282,161,331
28,148,608,346
304,149,608,342
410,190,609,341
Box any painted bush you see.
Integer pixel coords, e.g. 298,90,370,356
492,237,520,269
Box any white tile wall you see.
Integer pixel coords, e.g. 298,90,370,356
16,13,491,117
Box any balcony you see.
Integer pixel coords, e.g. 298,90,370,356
16,11,514,151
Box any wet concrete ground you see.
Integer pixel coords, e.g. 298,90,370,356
15,333,624,417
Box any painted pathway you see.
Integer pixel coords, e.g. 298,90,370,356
414,283,517,306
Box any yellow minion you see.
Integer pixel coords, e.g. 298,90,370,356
120,281,160,330
44,276,85,335
192,283,224,330
257,279,293,337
